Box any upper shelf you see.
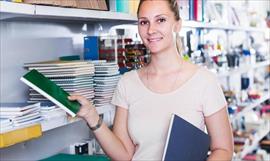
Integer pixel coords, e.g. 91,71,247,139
1,1,269,32
182,20,268,32
0,1,35,19
0,1,137,22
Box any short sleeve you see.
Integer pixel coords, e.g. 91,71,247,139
111,76,129,109
202,74,227,117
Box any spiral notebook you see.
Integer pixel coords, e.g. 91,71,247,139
20,69,81,117
162,114,210,161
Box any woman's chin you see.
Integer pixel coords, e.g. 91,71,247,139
149,50,159,54
148,47,162,54
149,47,168,54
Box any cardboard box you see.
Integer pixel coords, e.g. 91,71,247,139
60,0,77,8
97,0,108,11
76,0,92,9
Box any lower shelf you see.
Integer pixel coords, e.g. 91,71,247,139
0,124,42,148
41,104,115,132
0,104,115,149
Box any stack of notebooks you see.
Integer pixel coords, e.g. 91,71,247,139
0,102,42,133
24,61,95,104
39,102,68,131
0,118,13,133
92,61,120,107
40,102,66,120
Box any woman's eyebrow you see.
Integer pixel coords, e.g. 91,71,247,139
138,17,148,20
138,14,168,20
155,14,168,18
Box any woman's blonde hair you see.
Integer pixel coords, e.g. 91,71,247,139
137,0,183,55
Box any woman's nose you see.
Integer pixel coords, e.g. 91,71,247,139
147,23,157,34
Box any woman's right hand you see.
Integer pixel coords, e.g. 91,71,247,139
68,95,100,127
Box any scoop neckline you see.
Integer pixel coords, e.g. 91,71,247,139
134,67,202,96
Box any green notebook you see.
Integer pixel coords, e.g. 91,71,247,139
20,69,80,117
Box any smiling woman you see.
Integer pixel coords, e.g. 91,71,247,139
69,0,234,161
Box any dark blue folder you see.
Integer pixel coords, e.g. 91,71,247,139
162,114,210,161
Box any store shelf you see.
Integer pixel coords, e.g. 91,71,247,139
182,20,267,32
0,1,137,22
238,121,270,159
1,111,109,147
217,60,270,77
3,2,268,30
232,92,270,122
41,114,69,132
0,1,35,19
41,104,115,132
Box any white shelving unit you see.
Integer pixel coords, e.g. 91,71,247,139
0,1,137,21
0,1,127,134
3,1,270,31
0,1,35,15
0,2,133,160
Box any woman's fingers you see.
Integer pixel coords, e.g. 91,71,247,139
68,95,90,106
68,94,96,118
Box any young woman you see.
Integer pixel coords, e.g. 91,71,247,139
69,0,234,160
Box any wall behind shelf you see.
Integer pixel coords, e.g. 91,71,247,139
0,19,101,102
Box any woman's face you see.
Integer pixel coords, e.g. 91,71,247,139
138,0,180,54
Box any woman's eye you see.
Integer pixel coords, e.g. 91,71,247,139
139,21,148,26
157,18,166,23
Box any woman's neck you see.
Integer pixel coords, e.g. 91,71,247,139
148,48,183,75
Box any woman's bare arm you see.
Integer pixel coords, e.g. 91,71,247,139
69,95,135,161
205,107,234,161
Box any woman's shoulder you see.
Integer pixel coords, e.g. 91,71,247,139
186,62,219,83
118,69,140,87
198,66,219,81
192,65,221,88
121,69,137,80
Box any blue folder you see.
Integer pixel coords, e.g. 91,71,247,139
162,114,210,161
84,36,99,60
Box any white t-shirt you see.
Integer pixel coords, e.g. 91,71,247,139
111,67,227,161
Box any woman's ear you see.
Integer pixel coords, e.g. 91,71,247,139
173,20,182,32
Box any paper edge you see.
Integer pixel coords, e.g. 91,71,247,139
162,114,175,161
